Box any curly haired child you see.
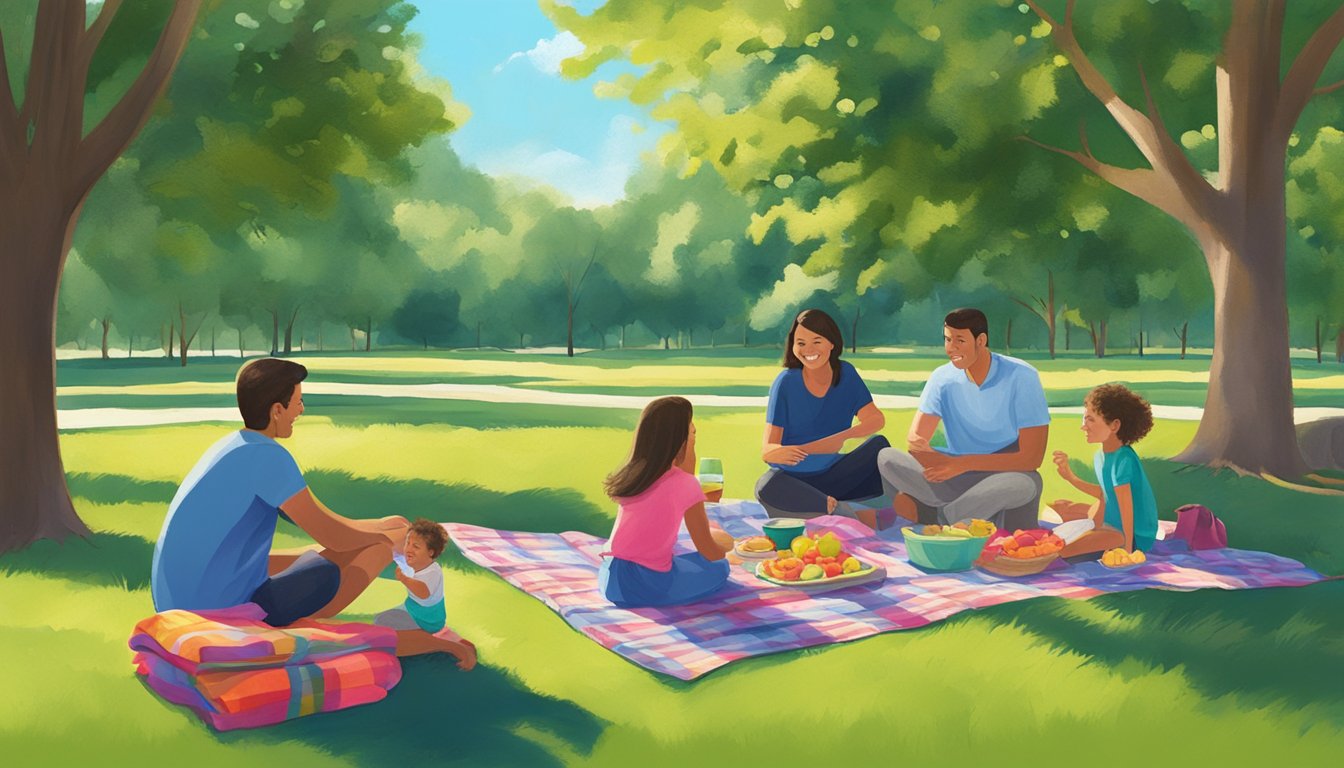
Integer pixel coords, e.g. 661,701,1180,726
1051,383,1159,557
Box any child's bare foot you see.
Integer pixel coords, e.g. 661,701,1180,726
826,496,838,514
453,640,477,671
1049,499,1093,522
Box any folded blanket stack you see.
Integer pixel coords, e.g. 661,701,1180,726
129,603,401,730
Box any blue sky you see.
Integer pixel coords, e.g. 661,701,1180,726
408,1,669,207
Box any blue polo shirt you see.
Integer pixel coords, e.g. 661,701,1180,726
151,431,308,612
766,360,874,474
917,353,1050,455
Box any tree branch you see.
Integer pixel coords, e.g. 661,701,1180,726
570,243,600,312
81,0,124,66
1012,296,1046,323
1276,3,1344,139
1312,78,1344,96
75,0,201,195
1016,135,1185,221
1023,0,1214,222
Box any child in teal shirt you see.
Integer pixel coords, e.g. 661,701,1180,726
1052,384,1159,556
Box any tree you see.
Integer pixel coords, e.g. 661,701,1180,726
1020,0,1344,474
0,0,201,553
523,207,602,357
391,287,461,349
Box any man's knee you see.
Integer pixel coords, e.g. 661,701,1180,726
877,447,922,478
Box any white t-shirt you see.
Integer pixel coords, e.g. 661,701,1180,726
406,562,444,606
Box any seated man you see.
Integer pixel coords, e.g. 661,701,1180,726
877,308,1048,530
151,358,408,628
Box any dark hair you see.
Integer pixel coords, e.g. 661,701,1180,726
604,396,693,499
783,309,844,387
1086,383,1154,445
408,518,448,559
944,308,989,343
236,358,308,430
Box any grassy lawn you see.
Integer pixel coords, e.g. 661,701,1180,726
5,350,1343,766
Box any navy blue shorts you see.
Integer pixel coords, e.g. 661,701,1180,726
249,550,341,627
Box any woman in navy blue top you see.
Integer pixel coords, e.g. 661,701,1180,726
756,309,890,529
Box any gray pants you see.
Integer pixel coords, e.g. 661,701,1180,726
876,447,1041,530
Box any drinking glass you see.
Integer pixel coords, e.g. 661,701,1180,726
698,457,724,503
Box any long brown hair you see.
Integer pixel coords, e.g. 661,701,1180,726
604,396,693,499
782,308,844,387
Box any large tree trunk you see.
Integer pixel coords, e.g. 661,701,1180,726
1175,235,1305,475
1337,324,1343,363
365,317,372,352
238,328,245,358
0,195,93,552
1315,316,1322,364
100,318,110,359
177,303,195,367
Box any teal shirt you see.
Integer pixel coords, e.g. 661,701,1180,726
1093,445,1158,551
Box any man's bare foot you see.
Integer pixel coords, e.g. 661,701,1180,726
855,507,878,530
892,493,920,523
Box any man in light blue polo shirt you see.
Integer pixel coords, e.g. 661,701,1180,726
877,308,1050,529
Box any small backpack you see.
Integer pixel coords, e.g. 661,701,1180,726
1172,504,1228,550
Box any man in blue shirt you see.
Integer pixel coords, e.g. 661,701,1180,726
877,308,1049,530
151,358,409,626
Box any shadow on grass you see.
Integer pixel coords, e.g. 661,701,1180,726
0,531,153,590
300,470,613,538
202,658,605,768
965,580,1344,726
67,472,178,505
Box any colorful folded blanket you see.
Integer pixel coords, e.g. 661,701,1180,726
129,603,401,730
129,602,398,674
447,500,1327,680
134,649,400,731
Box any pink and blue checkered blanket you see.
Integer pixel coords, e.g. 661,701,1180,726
446,500,1326,680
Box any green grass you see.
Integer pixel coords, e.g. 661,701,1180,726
5,351,1343,766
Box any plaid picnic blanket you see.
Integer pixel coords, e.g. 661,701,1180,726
129,603,401,730
129,603,399,675
134,648,400,731
447,500,1327,680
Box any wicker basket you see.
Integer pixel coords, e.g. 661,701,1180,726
977,551,1059,577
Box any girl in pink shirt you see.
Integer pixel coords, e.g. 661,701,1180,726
599,396,731,607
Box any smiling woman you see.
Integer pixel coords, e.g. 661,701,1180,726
754,309,890,529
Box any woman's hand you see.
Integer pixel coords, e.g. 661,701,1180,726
1052,451,1077,481
764,445,809,465
800,435,847,454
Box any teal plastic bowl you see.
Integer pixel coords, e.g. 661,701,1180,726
902,527,989,572
762,518,806,550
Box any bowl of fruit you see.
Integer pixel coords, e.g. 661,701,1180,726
976,528,1065,576
1099,547,1147,570
901,519,997,572
756,531,886,592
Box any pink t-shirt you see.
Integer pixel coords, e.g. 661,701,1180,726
607,467,706,572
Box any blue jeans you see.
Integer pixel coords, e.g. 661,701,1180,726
598,553,730,608
754,435,891,518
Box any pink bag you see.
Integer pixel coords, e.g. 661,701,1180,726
1172,504,1228,550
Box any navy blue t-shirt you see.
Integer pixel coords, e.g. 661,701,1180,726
766,360,874,474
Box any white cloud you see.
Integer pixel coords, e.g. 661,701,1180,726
495,31,585,75
468,114,656,207
749,264,839,330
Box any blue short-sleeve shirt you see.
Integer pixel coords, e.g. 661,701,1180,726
766,360,874,474
151,431,308,611
917,353,1050,455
